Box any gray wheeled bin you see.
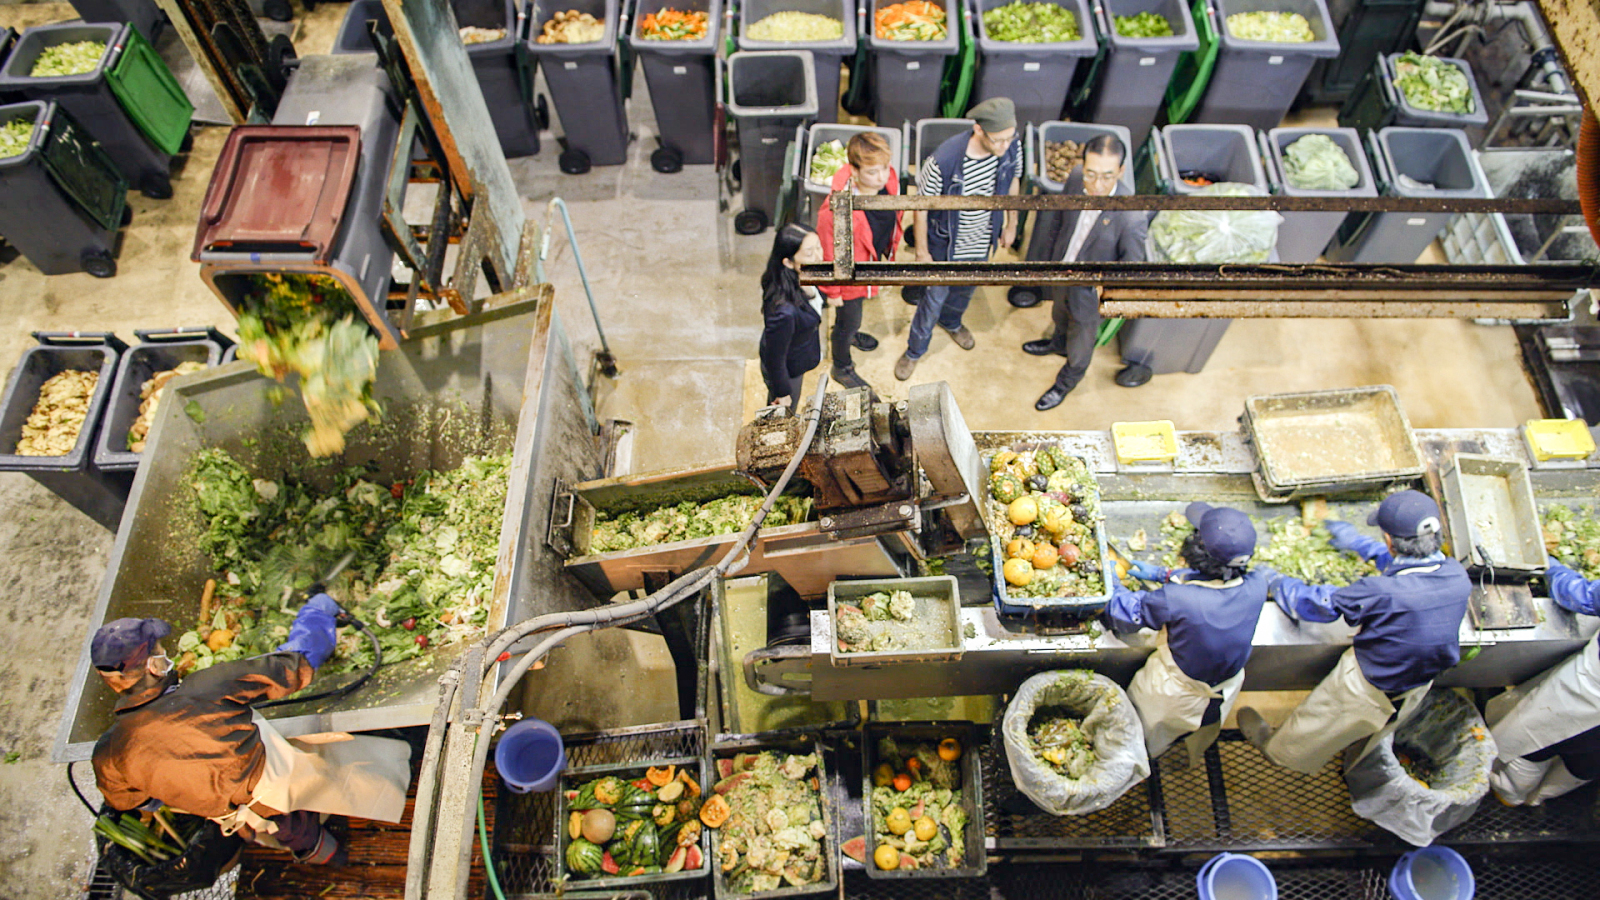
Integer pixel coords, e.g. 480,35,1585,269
726,50,818,234
800,122,902,222
1338,52,1488,133
1190,0,1339,131
738,0,856,123
633,0,721,168
972,0,1099,127
1031,121,1135,194
1263,126,1374,262
0,332,130,531
1120,123,1267,380
68,0,165,44
93,327,231,473
1083,0,1197,150
526,0,628,169
1325,126,1487,264
867,0,960,129
332,0,391,52
912,116,973,173
0,23,174,199
0,100,128,277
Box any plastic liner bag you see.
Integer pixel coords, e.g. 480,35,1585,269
1002,670,1151,816
1147,183,1283,264
1343,688,1497,847
1281,134,1360,191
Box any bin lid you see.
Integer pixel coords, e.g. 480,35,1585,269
106,25,194,155
192,125,362,263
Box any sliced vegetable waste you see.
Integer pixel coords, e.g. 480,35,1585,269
808,139,848,184
16,369,98,456
747,12,845,41
834,589,949,654
1114,11,1173,37
986,447,1106,600
869,735,968,870
1225,10,1313,42
30,40,106,77
536,10,605,43
93,807,208,865
640,8,710,40
1543,504,1600,579
1392,51,1475,114
563,767,707,879
1149,509,1377,585
588,492,812,553
0,117,36,159
1028,707,1095,778
459,26,508,44
173,447,509,676
709,751,828,893
1281,133,1360,191
126,361,206,452
983,0,1080,42
876,1,948,40
1148,182,1282,264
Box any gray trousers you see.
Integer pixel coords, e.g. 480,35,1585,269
1048,284,1100,391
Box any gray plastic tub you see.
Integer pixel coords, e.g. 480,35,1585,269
0,100,126,277
526,0,629,166
1264,126,1375,262
726,51,819,225
1030,120,1135,194
973,0,1099,127
1343,53,1488,132
633,0,721,165
1325,126,1487,264
1149,123,1267,193
911,116,973,176
1190,0,1340,131
710,734,838,900
801,122,903,222
861,721,985,879
738,0,856,123
92,328,229,473
1085,0,1198,149
1441,453,1544,577
866,0,960,129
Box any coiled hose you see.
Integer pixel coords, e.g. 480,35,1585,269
1578,109,1600,248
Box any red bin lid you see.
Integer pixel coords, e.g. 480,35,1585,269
191,125,362,264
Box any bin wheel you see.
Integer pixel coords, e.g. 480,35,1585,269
139,174,173,200
534,95,550,130
558,149,591,175
82,251,116,279
651,146,683,174
734,210,767,235
179,129,194,153
901,285,925,305
262,0,293,21
120,205,133,227
1115,363,1153,388
303,0,315,9
267,34,297,93
1007,286,1041,309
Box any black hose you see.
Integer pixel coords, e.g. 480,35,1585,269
255,621,383,710
67,760,100,816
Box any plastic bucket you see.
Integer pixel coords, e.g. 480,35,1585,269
1197,853,1278,900
494,718,566,793
1388,847,1474,900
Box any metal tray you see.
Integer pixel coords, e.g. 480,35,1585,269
1441,453,1546,577
860,721,986,879
710,734,838,900
554,756,713,890
828,576,963,667
983,446,1113,618
1244,386,1425,492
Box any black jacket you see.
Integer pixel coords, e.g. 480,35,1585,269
1026,171,1149,308
758,295,822,402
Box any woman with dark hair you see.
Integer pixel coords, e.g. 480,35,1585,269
816,131,902,393
759,224,834,410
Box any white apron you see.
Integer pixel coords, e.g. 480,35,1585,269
213,712,411,836
1129,637,1246,766
1485,632,1600,805
1262,646,1431,775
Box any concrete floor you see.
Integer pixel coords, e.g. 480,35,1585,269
0,1,1552,896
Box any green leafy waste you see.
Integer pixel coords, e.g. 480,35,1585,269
1392,51,1475,114
1225,10,1313,42
588,492,812,554
1147,182,1281,264
1280,133,1360,191
30,40,106,77
1149,510,1377,585
1114,11,1173,38
1542,504,1600,579
0,117,36,159
175,447,510,676
809,139,848,184
983,1,1080,42
745,11,845,41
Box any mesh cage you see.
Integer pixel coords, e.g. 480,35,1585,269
83,860,239,900
981,724,1160,849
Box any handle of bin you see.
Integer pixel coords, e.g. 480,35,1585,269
792,123,805,182
1148,128,1171,194
1377,54,1400,109
1024,123,1037,189
1364,128,1391,192
33,331,127,352
1255,130,1279,192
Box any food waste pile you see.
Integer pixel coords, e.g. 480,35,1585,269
15,369,98,456
588,492,811,554
1136,510,1378,585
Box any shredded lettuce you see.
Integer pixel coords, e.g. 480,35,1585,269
1114,11,1173,38
1392,52,1474,114
983,1,1080,42
1225,11,1313,42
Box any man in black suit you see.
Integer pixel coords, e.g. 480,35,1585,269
1021,134,1148,411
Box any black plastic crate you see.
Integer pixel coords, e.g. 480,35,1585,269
92,327,230,472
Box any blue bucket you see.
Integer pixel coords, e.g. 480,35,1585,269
1197,853,1278,900
1389,847,1475,900
494,718,566,794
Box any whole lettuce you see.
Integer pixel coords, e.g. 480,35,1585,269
1281,134,1360,191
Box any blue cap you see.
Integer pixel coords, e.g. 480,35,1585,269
1367,490,1442,538
91,618,171,672
1185,502,1256,567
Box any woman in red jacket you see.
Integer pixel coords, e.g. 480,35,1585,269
816,132,902,392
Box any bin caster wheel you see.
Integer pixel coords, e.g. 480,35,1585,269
558,149,591,175
262,0,293,21
179,129,194,153
902,285,925,305
139,174,173,200
1115,363,1153,388
733,209,767,235
1007,286,1041,308
120,205,133,227
534,94,550,130
651,146,683,174
267,34,297,93
82,251,116,279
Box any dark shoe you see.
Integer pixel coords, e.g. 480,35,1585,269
1035,384,1073,412
1008,286,1042,308
894,353,917,381
901,286,925,306
851,332,879,352
831,365,870,391
1023,339,1066,357
1237,707,1274,752
942,324,975,350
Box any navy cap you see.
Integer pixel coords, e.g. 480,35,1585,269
1367,490,1442,538
91,618,171,672
1185,502,1257,567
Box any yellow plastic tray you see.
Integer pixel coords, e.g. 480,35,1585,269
1524,418,1595,462
1112,420,1178,464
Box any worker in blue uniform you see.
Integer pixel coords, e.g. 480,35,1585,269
1484,555,1600,805
1111,502,1272,765
1237,490,1471,774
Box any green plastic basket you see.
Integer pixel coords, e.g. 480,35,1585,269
1163,0,1217,124
106,25,193,155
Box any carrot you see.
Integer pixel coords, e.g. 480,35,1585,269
199,578,216,622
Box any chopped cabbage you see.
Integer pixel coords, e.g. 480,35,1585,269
808,139,848,184
983,1,1080,42
747,11,844,41
1225,10,1313,42
1392,51,1475,114
1114,11,1173,38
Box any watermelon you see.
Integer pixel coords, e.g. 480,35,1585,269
664,846,687,873
600,851,620,875
566,838,603,876
841,836,868,864
717,758,734,779
686,845,704,870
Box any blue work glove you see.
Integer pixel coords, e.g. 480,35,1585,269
276,593,341,670
1324,521,1364,552
1126,559,1168,583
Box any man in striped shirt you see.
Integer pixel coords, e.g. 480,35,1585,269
895,97,1023,382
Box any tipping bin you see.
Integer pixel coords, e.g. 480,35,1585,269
1325,126,1487,264
726,50,819,234
737,0,856,123
1338,52,1488,133
800,122,902,222
93,328,231,473
0,22,188,198
1083,0,1197,149
0,100,128,277
972,0,1098,127
632,0,720,169
866,0,960,129
526,0,628,170
1263,126,1374,262
0,332,130,531
68,0,165,45
1187,0,1339,131
193,55,404,350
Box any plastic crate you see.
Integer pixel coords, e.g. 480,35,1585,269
92,328,230,472
553,757,713,889
710,735,839,900
972,0,1100,126
985,447,1114,618
861,721,986,878
827,576,963,666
